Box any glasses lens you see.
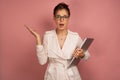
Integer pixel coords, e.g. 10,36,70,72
55,15,69,20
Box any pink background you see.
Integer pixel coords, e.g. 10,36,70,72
1,0,120,80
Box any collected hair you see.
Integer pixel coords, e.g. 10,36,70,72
53,2,70,17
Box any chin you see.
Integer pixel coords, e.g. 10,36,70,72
57,26,66,30
58,28,65,31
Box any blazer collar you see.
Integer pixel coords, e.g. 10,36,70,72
51,29,72,59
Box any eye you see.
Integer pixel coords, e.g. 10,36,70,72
55,15,60,18
55,15,69,20
64,15,69,18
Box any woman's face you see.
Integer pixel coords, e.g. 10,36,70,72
54,9,69,30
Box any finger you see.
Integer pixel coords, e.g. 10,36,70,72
78,51,83,55
24,25,33,32
76,53,79,56
24,25,30,30
74,53,79,58
75,52,79,56
76,49,82,53
74,49,77,53
75,48,80,52
77,49,83,53
73,53,78,58
24,25,31,31
80,49,84,53
73,51,77,55
24,25,36,35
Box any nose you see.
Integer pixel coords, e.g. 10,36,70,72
60,17,64,22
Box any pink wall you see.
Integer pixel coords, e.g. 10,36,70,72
1,0,120,80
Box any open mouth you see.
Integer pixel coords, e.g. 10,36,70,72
59,24,64,26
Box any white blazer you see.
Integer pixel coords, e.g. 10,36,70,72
36,29,90,80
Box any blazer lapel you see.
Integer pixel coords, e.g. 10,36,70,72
62,30,73,59
62,30,78,59
48,30,67,59
48,30,77,59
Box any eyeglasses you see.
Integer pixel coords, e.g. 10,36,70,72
55,15,69,20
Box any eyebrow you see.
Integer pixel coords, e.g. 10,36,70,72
55,15,69,16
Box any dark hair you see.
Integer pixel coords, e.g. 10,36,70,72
53,2,70,17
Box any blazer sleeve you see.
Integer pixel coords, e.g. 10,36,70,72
77,35,91,60
36,33,48,65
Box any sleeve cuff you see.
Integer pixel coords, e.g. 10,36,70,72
82,51,90,60
36,45,43,52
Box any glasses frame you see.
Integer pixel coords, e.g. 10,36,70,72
55,15,69,20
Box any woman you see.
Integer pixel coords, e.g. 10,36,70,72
26,2,90,80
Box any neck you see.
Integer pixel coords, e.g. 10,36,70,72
56,29,68,36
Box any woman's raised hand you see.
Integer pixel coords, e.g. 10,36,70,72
24,25,41,45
